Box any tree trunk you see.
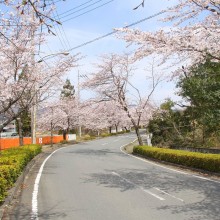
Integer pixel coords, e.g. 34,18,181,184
67,117,70,140
135,127,143,146
63,129,67,140
109,126,112,134
202,125,205,145
17,119,23,146
115,124,118,134
50,121,53,147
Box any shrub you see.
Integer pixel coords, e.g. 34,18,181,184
133,146,220,173
0,177,7,204
60,140,69,144
81,134,95,141
101,133,110,138
0,144,41,203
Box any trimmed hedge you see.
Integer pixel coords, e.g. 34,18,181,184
101,130,130,138
133,146,220,173
0,145,41,203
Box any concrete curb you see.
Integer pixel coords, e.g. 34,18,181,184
132,152,220,178
121,143,220,178
0,153,43,219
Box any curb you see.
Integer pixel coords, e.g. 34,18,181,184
121,143,220,179
132,152,220,178
0,152,44,220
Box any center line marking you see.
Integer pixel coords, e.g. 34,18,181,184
111,172,165,201
153,187,184,202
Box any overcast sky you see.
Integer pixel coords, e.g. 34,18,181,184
40,0,181,105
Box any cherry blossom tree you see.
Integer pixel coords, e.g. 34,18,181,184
37,101,65,145
0,12,79,132
81,100,129,134
83,53,159,145
37,98,79,143
0,0,65,33
117,0,220,76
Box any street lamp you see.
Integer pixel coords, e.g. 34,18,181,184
31,51,69,144
37,52,69,63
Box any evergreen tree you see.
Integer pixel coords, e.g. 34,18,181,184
60,79,75,140
60,79,75,99
177,60,220,144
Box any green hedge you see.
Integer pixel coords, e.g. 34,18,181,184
133,146,220,173
0,145,41,203
101,130,130,138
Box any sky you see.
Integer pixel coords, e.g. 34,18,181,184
40,0,182,105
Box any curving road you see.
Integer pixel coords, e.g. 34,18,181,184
7,132,220,220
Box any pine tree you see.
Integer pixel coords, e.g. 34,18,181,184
60,79,75,99
60,79,75,140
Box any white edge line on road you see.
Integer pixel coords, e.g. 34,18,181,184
120,141,220,184
111,172,165,201
31,147,67,220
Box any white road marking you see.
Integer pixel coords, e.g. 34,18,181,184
102,143,108,146
111,172,165,201
192,175,220,184
153,187,184,202
120,142,220,184
31,147,67,220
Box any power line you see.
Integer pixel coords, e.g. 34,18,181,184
67,10,165,52
53,0,95,18
50,1,69,50
52,0,71,49
53,0,109,21
58,0,114,24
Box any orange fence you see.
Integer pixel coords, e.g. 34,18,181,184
0,135,66,150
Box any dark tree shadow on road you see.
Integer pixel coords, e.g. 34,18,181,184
66,148,126,157
83,168,220,220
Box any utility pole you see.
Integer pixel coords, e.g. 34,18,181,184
31,91,37,144
31,7,37,144
77,71,88,137
77,70,82,137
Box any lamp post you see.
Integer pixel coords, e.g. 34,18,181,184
37,52,69,63
31,52,69,144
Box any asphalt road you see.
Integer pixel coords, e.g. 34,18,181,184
7,132,220,220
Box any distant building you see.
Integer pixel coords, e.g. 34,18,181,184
0,115,17,137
